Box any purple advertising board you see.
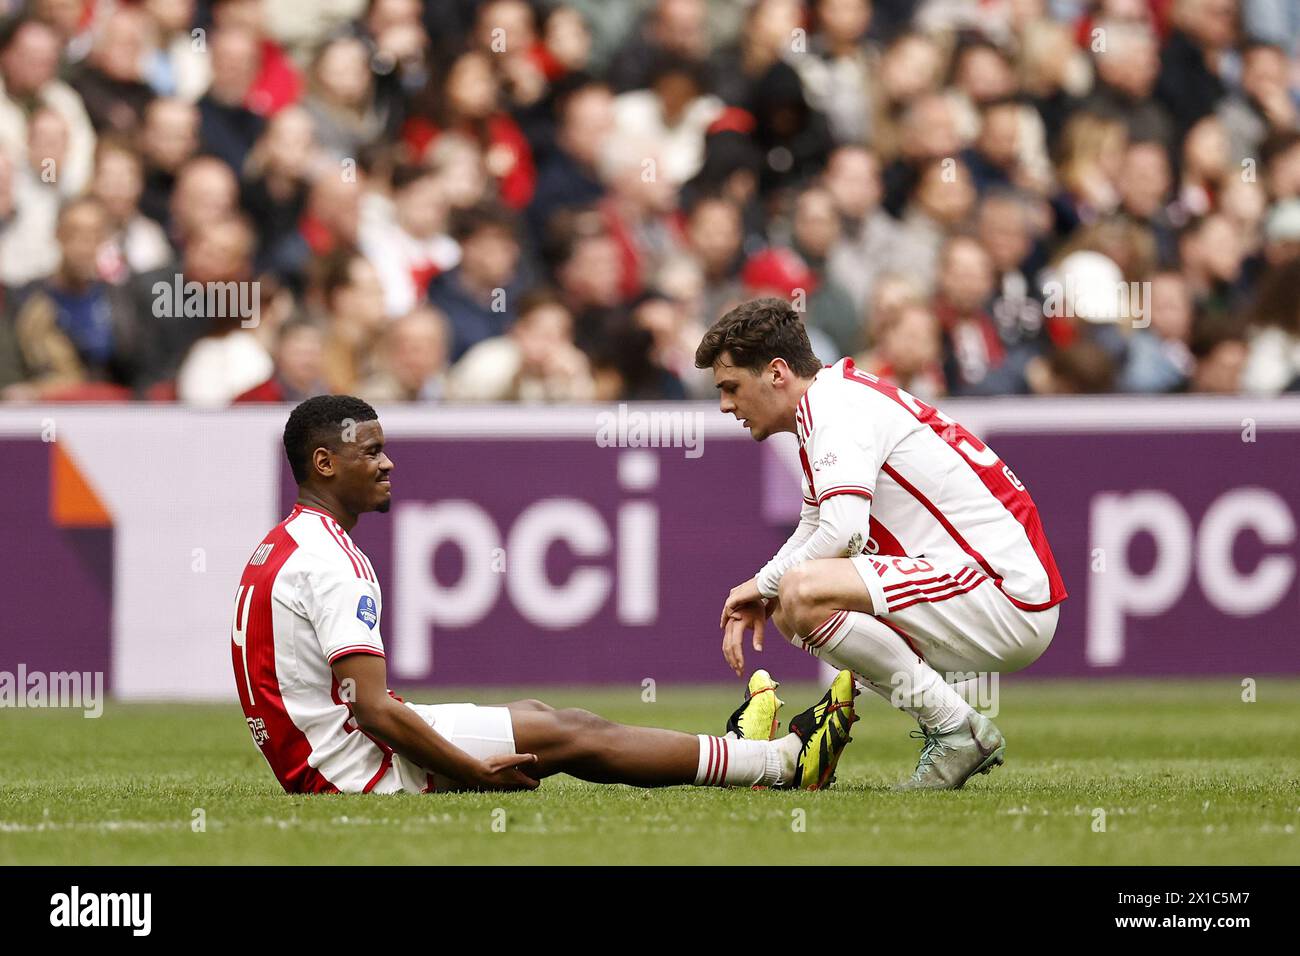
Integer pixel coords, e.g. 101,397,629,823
1,404,1296,698
276,425,1300,684
0,439,114,682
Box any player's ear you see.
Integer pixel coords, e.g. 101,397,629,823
311,446,335,479
769,357,788,386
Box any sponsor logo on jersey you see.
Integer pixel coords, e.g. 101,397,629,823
357,594,377,629
813,451,838,470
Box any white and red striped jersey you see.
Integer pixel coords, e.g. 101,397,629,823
757,358,1067,613
230,503,402,794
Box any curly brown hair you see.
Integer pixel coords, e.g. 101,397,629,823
694,297,822,377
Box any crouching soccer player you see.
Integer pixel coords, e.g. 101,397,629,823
230,395,858,795
697,299,1068,790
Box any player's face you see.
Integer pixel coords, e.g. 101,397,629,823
713,356,779,441
339,420,394,513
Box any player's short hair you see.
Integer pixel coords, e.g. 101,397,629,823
694,297,822,378
283,395,379,485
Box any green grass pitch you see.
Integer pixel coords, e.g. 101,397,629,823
2,679,1297,865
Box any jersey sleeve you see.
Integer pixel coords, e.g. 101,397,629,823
805,405,883,506
300,558,386,665
755,493,874,599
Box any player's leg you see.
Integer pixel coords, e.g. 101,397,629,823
395,699,799,790
507,705,731,786
505,673,858,791
770,557,989,739
770,559,876,647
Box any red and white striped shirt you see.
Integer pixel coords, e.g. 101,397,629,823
756,358,1067,613
230,504,402,794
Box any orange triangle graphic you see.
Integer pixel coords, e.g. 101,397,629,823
50,442,112,527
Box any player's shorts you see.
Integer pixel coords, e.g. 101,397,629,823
827,554,1059,677
390,702,517,794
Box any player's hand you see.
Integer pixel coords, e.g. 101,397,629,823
722,601,766,678
719,577,764,629
469,753,540,791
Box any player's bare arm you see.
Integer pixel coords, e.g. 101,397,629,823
332,652,540,791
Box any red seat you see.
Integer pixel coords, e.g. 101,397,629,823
42,382,133,402
146,380,178,402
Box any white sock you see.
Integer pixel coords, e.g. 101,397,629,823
694,734,796,787
809,610,973,734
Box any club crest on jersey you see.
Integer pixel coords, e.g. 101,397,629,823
357,595,377,629
843,531,865,557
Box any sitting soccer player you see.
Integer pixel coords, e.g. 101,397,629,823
697,298,1068,790
230,395,857,794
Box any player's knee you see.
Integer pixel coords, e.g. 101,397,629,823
777,565,822,635
557,707,610,734
768,596,794,639
512,698,554,712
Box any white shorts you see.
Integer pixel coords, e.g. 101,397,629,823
391,702,517,794
839,554,1060,677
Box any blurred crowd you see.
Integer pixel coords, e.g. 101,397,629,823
0,0,1298,406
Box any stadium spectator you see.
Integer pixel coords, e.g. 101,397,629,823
239,106,317,279
1117,138,1179,266
978,189,1050,353
794,0,876,146
631,287,712,397
606,0,712,95
169,155,239,251
612,54,722,187
821,145,900,312
71,5,156,136
1188,312,1250,393
599,134,687,301
360,305,451,402
527,78,613,245
0,18,96,198
197,26,267,172
405,48,536,209
359,162,460,318
302,34,384,162
141,0,210,101
932,235,1017,394
444,289,591,401
685,194,745,324
91,137,173,281
1155,0,1237,142
0,0,1293,405
138,97,200,228
210,0,304,117
0,105,75,286
1082,20,1174,148
892,156,978,295
1120,269,1197,391
789,184,862,355
857,299,947,400
0,196,149,399
1218,41,1297,166
315,251,388,393
233,317,327,403
172,217,271,405
1241,256,1300,392
739,246,841,361
429,203,525,362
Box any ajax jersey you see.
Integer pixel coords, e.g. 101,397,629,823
231,504,403,794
